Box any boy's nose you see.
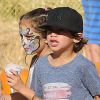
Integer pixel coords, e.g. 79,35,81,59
50,32,57,37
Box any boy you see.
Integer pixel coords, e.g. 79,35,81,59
31,7,100,100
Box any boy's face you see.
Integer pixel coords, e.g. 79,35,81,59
19,19,45,55
47,28,75,52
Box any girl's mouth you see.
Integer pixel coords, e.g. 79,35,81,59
24,48,29,51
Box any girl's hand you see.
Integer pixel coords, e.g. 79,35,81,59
6,70,24,91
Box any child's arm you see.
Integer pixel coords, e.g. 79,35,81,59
6,70,36,100
17,83,36,100
94,96,100,100
7,69,43,100
81,62,100,99
16,86,43,100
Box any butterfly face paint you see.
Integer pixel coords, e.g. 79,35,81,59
19,27,40,55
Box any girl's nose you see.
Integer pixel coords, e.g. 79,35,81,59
21,37,28,46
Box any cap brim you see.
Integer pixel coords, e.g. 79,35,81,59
39,23,66,30
39,22,79,33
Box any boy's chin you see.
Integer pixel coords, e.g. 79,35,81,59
50,47,59,52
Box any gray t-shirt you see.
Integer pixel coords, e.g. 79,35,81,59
31,54,100,100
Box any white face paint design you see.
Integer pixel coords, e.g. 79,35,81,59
19,28,40,55
19,28,30,36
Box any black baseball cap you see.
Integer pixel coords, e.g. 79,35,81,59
40,7,83,33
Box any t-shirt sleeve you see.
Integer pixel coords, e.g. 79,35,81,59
30,67,43,97
81,62,100,97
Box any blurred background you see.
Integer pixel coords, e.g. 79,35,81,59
0,0,83,70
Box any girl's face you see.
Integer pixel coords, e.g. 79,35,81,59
47,28,74,53
19,19,45,55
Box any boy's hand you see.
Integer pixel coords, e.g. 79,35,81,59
6,70,24,91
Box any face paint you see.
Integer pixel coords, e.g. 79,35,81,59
19,27,41,55
21,35,40,55
19,28,30,36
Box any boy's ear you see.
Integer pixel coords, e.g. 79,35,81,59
73,33,83,43
73,39,80,43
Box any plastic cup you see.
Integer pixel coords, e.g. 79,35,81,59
5,64,22,74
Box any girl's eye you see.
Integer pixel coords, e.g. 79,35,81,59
26,34,36,40
20,34,23,38
26,36,33,40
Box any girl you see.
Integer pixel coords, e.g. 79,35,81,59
0,8,51,100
